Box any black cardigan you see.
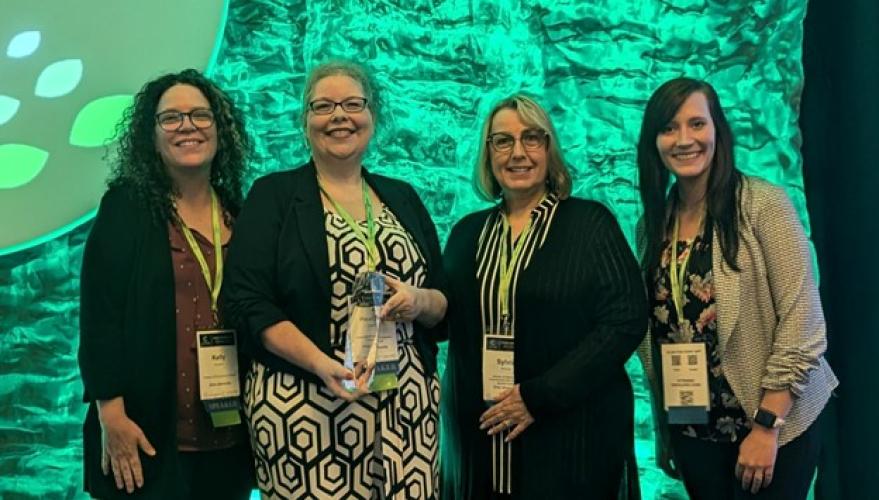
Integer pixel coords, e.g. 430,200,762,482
78,184,249,498
221,161,447,383
440,197,647,499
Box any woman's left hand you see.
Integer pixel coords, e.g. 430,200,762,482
381,276,423,322
479,385,535,442
735,426,779,493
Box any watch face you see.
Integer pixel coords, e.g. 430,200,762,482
754,409,776,428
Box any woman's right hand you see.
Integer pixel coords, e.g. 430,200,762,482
97,397,156,493
313,355,370,402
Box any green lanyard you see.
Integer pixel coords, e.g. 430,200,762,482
177,189,224,325
668,213,702,326
498,213,535,321
318,177,379,271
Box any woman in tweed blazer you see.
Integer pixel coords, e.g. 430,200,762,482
636,78,838,499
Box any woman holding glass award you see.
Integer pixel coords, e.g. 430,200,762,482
441,95,647,498
222,61,448,499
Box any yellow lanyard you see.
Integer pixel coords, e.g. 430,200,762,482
177,190,224,325
668,214,702,326
498,212,536,322
318,177,379,271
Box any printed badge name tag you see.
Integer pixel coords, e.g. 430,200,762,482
483,334,514,402
660,342,710,424
196,329,242,427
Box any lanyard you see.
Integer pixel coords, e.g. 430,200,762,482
498,213,535,321
318,177,379,271
668,213,702,326
177,190,224,325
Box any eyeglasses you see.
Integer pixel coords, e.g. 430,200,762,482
308,97,368,115
487,130,549,152
155,109,215,132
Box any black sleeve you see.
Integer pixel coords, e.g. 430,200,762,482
78,187,137,401
407,183,449,342
221,175,291,348
519,205,648,417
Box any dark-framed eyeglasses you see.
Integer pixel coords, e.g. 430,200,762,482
155,109,215,132
308,97,369,115
487,130,549,152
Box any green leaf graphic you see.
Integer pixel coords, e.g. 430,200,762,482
6,30,41,58
34,59,83,98
0,95,20,125
0,144,49,189
69,95,133,147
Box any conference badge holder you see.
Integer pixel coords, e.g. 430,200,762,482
660,342,710,424
482,317,514,403
196,329,242,427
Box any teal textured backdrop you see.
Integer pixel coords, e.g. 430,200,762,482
0,1,811,498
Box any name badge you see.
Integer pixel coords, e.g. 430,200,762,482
196,329,242,427
483,334,514,402
660,342,710,424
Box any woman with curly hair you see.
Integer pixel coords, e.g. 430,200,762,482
78,69,254,498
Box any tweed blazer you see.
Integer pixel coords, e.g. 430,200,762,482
639,176,838,446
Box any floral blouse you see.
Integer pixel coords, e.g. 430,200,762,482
650,227,749,442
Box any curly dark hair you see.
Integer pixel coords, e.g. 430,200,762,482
107,68,250,222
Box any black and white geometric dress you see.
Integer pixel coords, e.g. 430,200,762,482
243,204,440,499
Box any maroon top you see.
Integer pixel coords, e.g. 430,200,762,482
169,222,246,451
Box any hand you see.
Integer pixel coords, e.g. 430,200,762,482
97,398,156,493
380,276,424,323
313,355,370,402
478,385,535,442
735,426,779,494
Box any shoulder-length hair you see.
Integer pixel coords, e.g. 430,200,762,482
474,95,572,201
637,77,742,274
108,68,250,222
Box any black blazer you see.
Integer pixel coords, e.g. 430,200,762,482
79,184,179,498
441,198,646,499
221,161,447,383
78,184,250,498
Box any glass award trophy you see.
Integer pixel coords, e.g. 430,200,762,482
344,271,399,392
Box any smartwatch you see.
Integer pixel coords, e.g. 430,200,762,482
753,408,785,429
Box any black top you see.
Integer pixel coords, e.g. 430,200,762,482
78,184,251,498
221,161,447,384
441,197,647,499
649,228,749,442
471,193,561,494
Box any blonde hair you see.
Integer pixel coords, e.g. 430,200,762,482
474,95,572,201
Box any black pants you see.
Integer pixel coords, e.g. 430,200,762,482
670,419,821,500
177,444,254,500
